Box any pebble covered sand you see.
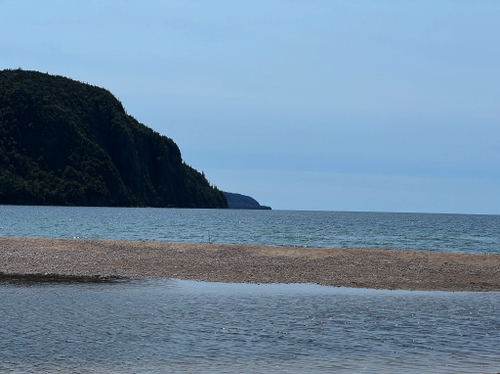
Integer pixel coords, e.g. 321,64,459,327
1,236,500,291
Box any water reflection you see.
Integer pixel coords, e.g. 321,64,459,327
1,279,499,374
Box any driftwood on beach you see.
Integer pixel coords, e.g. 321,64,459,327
1,236,499,291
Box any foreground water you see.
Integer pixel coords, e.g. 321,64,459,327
1,278,499,374
1,205,499,253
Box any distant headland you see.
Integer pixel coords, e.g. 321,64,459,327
223,191,271,210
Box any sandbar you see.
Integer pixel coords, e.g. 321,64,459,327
1,236,499,291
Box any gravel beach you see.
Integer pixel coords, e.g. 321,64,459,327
1,236,499,291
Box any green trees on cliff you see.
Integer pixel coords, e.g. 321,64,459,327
0,69,227,208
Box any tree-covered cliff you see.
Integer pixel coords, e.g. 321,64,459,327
0,69,227,208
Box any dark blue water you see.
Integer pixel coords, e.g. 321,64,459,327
1,205,499,253
1,279,499,374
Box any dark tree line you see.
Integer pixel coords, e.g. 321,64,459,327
0,69,227,208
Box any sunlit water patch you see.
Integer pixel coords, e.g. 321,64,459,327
1,279,499,374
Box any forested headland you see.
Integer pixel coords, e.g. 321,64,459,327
223,192,271,210
0,69,227,208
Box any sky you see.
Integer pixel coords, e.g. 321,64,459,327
1,0,499,214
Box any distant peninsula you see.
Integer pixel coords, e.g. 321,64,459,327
0,69,227,208
223,192,271,210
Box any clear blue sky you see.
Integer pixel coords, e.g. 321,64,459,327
1,1,499,214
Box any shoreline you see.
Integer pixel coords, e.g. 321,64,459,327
1,236,499,291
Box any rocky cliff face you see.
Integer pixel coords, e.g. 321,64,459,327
0,69,227,208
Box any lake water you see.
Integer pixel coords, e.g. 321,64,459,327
1,205,499,253
1,278,500,374
1,206,500,373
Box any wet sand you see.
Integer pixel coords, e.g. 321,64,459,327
1,236,499,291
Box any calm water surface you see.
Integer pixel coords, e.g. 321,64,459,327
1,205,499,253
1,279,499,374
